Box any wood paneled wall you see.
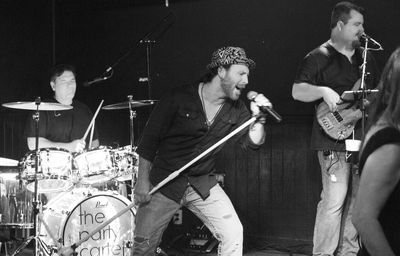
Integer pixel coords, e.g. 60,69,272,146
216,116,321,244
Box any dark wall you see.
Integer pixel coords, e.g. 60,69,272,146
0,0,53,157
1,0,400,250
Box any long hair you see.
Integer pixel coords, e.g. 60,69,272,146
367,47,400,130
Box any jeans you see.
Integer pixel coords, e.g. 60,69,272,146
313,151,359,256
132,184,243,256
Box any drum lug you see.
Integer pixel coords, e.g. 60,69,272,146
125,240,133,248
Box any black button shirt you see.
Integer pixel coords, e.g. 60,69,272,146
136,83,258,202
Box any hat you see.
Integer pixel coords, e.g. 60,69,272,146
206,46,256,70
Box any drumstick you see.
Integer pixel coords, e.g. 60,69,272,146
62,116,258,254
82,100,104,141
88,121,95,149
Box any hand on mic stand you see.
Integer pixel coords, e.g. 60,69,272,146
247,91,282,123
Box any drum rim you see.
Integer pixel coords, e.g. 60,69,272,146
60,193,135,246
23,147,73,157
73,145,113,157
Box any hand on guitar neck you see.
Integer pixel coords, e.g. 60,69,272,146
316,79,364,140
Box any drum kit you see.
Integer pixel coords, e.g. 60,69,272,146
0,97,155,256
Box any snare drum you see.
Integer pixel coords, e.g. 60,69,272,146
21,148,74,193
0,166,33,229
40,189,135,256
74,146,115,185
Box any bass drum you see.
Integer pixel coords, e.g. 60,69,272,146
40,189,135,256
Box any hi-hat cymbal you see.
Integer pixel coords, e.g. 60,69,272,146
2,101,73,111
0,157,19,167
102,100,157,110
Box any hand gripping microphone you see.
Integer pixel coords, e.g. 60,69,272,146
247,91,282,123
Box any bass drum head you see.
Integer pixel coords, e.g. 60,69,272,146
62,193,135,256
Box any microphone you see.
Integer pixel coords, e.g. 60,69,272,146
83,76,108,87
247,91,282,123
361,33,384,50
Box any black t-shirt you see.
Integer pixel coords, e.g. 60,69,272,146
136,83,258,202
294,42,380,151
23,99,98,145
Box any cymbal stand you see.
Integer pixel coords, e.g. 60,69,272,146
127,95,137,193
12,97,42,256
127,95,137,150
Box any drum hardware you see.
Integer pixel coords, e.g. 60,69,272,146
2,97,73,256
101,99,157,110
103,95,153,202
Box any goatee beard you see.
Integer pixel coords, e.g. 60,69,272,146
352,39,361,49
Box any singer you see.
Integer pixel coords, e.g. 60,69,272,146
292,2,380,256
133,46,271,255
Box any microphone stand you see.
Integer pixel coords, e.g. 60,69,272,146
359,38,369,138
140,39,155,99
348,36,383,138
87,12,174,95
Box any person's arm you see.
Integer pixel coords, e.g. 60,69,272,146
247,93,270,145
353,143,400,256
134,156,153,204
27,137,86,153
292,82,340,112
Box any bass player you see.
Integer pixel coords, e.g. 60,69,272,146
291,2,379,256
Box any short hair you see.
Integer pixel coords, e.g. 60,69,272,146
330,1,364,29
49,64,76,83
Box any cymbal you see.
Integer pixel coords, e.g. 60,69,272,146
2,101,73,111
102,100,157,110
0,157,19,167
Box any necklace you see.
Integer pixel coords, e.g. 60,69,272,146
200,83,224,127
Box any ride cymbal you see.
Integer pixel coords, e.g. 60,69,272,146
2,101,73,111
102,100,157,110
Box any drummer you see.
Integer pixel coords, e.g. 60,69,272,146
23,64,99,152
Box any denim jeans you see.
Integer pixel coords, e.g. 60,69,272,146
313,151,359,256
132,184,243,256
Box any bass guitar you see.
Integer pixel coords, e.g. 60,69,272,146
316,79,363,140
